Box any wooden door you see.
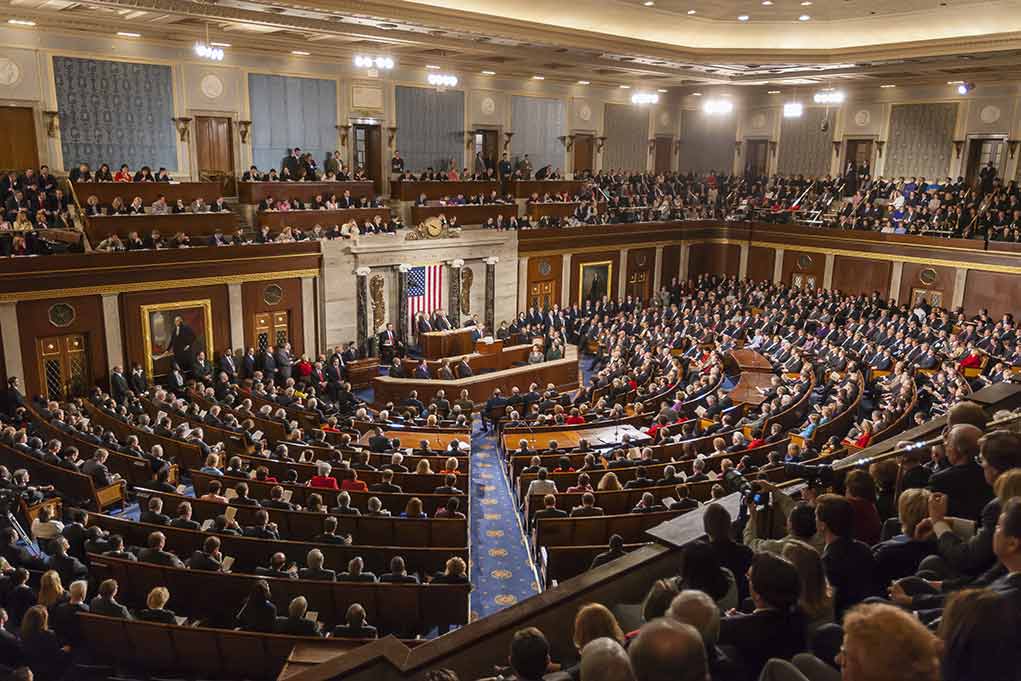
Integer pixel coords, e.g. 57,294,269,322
0,107,39,171
744,140,768,178
254,312,290,352
965,138,1003,188
573,134,595,176
354,124,383,194
529,281,556,310
845,139,873,169
472,129,499,173
654,138,673,175
626,270,650,301
194,116,236,196
37,335,89,402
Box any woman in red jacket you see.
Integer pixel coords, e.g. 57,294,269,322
308,461,339,490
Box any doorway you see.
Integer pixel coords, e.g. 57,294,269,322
353,124,383,194
965,138,1004,189
845,139,873,170
254,312,290,352
0,107,39,171
529,281,556,311
654,137,673,175
473,129,499,174
36,335,89,402
573,134,595,176
194,116,236,196
626,270,651,301
744,139,768,179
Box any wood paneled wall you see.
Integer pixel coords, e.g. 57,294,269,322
661,245,681,288
526,255,563,310
569,251,621,306
831,256,891,298
688,243,740,278
746,246,775,283
900,262,957,307
625,248,656,301
963,271,1021,319
241,278,305,357
17,296,107,398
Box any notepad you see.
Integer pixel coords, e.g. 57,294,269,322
221,555,235,571
224,506,237,522
224,487,238,500
281,489,293,503
176,484,188,495
305,611,319,623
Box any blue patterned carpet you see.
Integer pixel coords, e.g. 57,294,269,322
468,417,541,621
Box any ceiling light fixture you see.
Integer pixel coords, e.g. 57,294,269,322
703,98,733,114
481,70,496,75
7,19,36,26
957,82,975,95
427,73,458,87
657,88,668,93
880,84,897,88
687,9,697,14
210,42,231,47
767,90,782,94
631,92,660,105
798,14,811,20
194,22,225,61
577,80,591,85
813,90,845,104
762,1,773,5
738,14,750,20
425,64,441,70
532,75,545,80
117,31,140,37
691,92,703,96
643,1,655,5
619,84,631,89
784,101,804,118
291,51,310,56
800,1,812,5
354,55,394,69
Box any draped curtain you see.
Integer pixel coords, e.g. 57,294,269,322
679,110,737,175
603,103,648,170
777,107,832,177
885,103,957,179
511,96,565,173
248,73,337,172
395,85,465,173
53,56,176,170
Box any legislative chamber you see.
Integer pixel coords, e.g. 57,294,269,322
0,3,1020,681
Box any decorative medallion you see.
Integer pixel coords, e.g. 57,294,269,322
0,58,21,87
538,258,552,276
405,216,461,240
263,284,284,305
658,111,671,127
751,112,767,130
488,548,508,557
491,569,512,579
797,254,813,270
853,110,871,127
494,595,518,606
578,103,592,122
200,73,224,99
48,302,75,328
919,267,938,285
481,96,496,115
979,105,1001,124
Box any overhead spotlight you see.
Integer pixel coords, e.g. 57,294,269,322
631,92,660,105
619,84,632,89
8,19,36,26
798,14,811,20
691,91,703,96
957,82,974,95
577,80,591,85
643,1,655,5
687,9,697,14
657,88,668,93
767,90,782,94
703,98,733,114
210,42,231,47
738,14,750,20
117,31,141,37
813,90,845,104
784,101,803,118
427,73,458,87
880,84,897,88
425,64,441,70
194,42,225,61
354,55,394,69
291,50,310,56
481,70,496,75
532,75,545,80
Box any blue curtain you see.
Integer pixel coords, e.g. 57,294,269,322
249,73,337,171
395,86,464,173
53,56,176,171
511,96,564,173
604,103,648,170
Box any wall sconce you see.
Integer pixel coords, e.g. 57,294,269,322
595,136,608,153
42,110,59,138
673,139,682,155
238,120,252,144
387,126,398,148
953,140,965,158
336,124,350,148
832,141,842,155
503,131,515,150
734,140,742,156
1009,140,1020,160
557,134,576,151
172,117,192,142
768,140,778,157
875,140,885,158
464,132,476,150
648,139,657,154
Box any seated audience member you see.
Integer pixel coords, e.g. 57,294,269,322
276,596,321,637
136,586,177,624
331,603,377,639
667,590,743,681
628,618,709,681
236,579,276,633
815,493,876,617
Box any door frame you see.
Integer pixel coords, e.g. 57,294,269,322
188,109,241,186
571,130,597,178
841,136,876,173
964,134,1007,188
0,100,42,171
472,126,502,174
743,138,769,178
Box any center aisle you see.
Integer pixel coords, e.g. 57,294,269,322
468,416,541,622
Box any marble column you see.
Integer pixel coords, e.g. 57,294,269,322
560,253,572,308
738,243,750,279
653,246,664,294
301,276,316,358
679,242,690,282
396,264,410,346
0,303,24,386
484,256,499,331
101,294,124,371
517,257,529,312
355,267,370,356
888,262,904,305
773,248,785,284
618,247,630,300
952,268,968,309
448,259,464,327
823,254,835,289
227,283,245,352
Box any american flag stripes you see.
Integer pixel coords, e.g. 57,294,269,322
408,264,443,332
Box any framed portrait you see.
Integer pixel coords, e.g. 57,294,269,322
578,261,613,305
140,299,214,378
911,288,943,309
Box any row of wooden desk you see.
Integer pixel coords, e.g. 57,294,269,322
256,208,390,230
84,212,237,243
502,423,651,451
419,328,477,359
393,179,589,201
400,342,527,377
72,181,222,206
372,357,579,407
410,204,517,226
526,202,604,220
238,181,375,204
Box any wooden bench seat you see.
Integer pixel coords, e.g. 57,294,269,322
0,443,124,511
540,543,647,586
534,509,685,549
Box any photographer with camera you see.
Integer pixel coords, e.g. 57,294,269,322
742,480,825,555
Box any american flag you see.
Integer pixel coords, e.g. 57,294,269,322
408,264,443,332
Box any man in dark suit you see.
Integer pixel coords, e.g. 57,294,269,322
139,496,170,526
219,349,238,381
90,579,133,619
482,388,508,431
187,535,225,571
276,596,321,636
169,501,201,530
128,363,148,394
368,427,394,453
241,347,258,379
380,556,420,583
456,357,473,378
590,534,627,568
368,469,402,493
817,493,876,617
388,359,407,379
331,603,377,638
138,531,184,568
413,360,431,380
570,492,605,517
82,449,116,488
298,549,336,581
109,366,130,404
533,494,568,521
417,314,433,334
378,323,401,363
0,376,24,418
434,474,463,495
928,423,992,522
49,537,87,586
433,310,452,331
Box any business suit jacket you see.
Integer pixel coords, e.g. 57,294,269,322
110,372,130,403
570,506,604,517
823,537,876,616
929,462,994,522
298,567,336,581
276,616,320,636
719,608,807,679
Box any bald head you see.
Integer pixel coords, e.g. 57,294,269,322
580,637,635,681
946,423,982,466
667,590,721,647
629,618,708,681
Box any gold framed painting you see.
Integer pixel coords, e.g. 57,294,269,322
578,260,613,305
911,288,943,309
140,299,214,378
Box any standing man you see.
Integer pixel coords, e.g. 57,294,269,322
377,323,402,364
390,151,405,178
170,315,197,373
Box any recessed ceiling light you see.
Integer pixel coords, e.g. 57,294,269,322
577,80,591,85
210,41,231,47
426,64,441,69
798,14,811,20
687,9,697,14
947,80,964,84
691,92,703,96
481,70,496,75
657,88,668,93
117,31,140,37
291,50,310,56
738,14,750,20
800,1,812,4
880,84,897,88
7,19,36,26
532,75,545,80
762,1,773,5
643,1,655,5
619,84,631,89
767,90,782,94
